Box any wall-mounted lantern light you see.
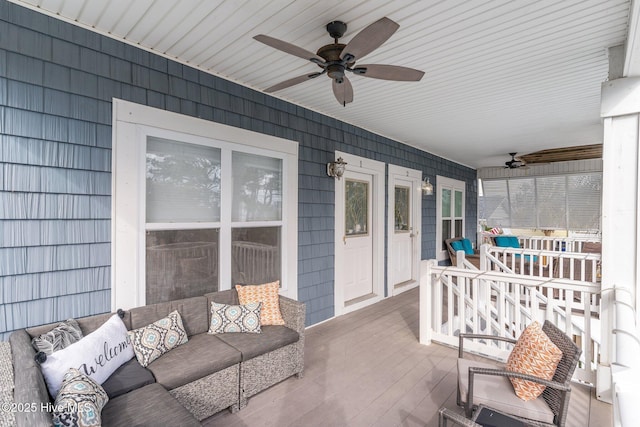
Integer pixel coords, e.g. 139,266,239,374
327,157,347,179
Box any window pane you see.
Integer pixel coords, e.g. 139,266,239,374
345,179,369,236
442,189,451,217
508,178,536,227
454,190,463,217
232,227,281,285
442,219,451,250
146,229,219,304
537,176,566,229
568,173,602,231
232,152,282,221
480,180,510,227
455,219,463,238
394,186,410,232
146,137,221,223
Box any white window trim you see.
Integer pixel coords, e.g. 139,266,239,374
111,99,298,310
435,176,466,261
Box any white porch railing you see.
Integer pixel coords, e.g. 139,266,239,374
419,260,601,385
518,235,601,253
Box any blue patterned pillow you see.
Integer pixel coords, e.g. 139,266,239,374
128,310,188,367
208,301,262,334
53,368,109,427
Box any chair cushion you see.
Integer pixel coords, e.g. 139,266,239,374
506,322,562,401
457,358,555,424
145,333,241,390
494,235,520,248
215,325,299,361
101,383,200,427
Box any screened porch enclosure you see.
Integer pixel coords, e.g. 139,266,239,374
478,161,602,238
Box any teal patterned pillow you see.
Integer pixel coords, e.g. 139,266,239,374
209,301,262,334
53,368,109,427
128,310,188,367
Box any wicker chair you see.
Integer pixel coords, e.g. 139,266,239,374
457,320,582,427
445,237,481,269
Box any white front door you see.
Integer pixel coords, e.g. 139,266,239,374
334,152,385,316
388,165,422,295
343,171,373,301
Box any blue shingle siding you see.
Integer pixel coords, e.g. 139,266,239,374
0,0,476,335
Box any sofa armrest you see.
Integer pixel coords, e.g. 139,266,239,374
278,295,305,336
9,330,53,427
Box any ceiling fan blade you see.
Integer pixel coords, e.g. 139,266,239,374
340,17,399,62
352,64,424,81
264,72,322,93
332,76,354,106
254,34,324,63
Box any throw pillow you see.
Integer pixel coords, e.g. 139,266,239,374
52,368,109,427
39,314,134,398
236,281,285,326
506,321,563,401
209,301,262,334
128,310,188,367
32,319,83,355
450,240,464,252
461,238,474,255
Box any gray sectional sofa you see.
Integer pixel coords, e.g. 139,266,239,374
9,288,305,426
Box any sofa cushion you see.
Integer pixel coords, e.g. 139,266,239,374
145,333,241,390
101,358,155,399
209,301,262,334
31,318,83,355
216,325,299,361
128,310,189,367
53,368,109,427
130,296,208,336
101,383,200,427
39,314,134,397
26,311,132,339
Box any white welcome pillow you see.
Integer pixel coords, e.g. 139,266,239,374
39,314,134,398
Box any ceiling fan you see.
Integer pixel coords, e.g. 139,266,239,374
505,152,525,169
254,17,425,106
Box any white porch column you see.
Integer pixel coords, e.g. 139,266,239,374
598,76,640,401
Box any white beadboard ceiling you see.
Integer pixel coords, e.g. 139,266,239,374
12,0,633,168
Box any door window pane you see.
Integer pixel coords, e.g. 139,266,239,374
146,137,221,223
394,186,410,232
232,152,282,221
345,179,369,236
146,229,219,304
232,227,280,285
442,189,451,217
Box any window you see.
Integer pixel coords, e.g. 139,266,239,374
112,100,298,309
436,176,465,260
479,173,602,232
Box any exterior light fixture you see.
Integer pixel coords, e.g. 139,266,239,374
422,177,433,195
327,157,347,179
